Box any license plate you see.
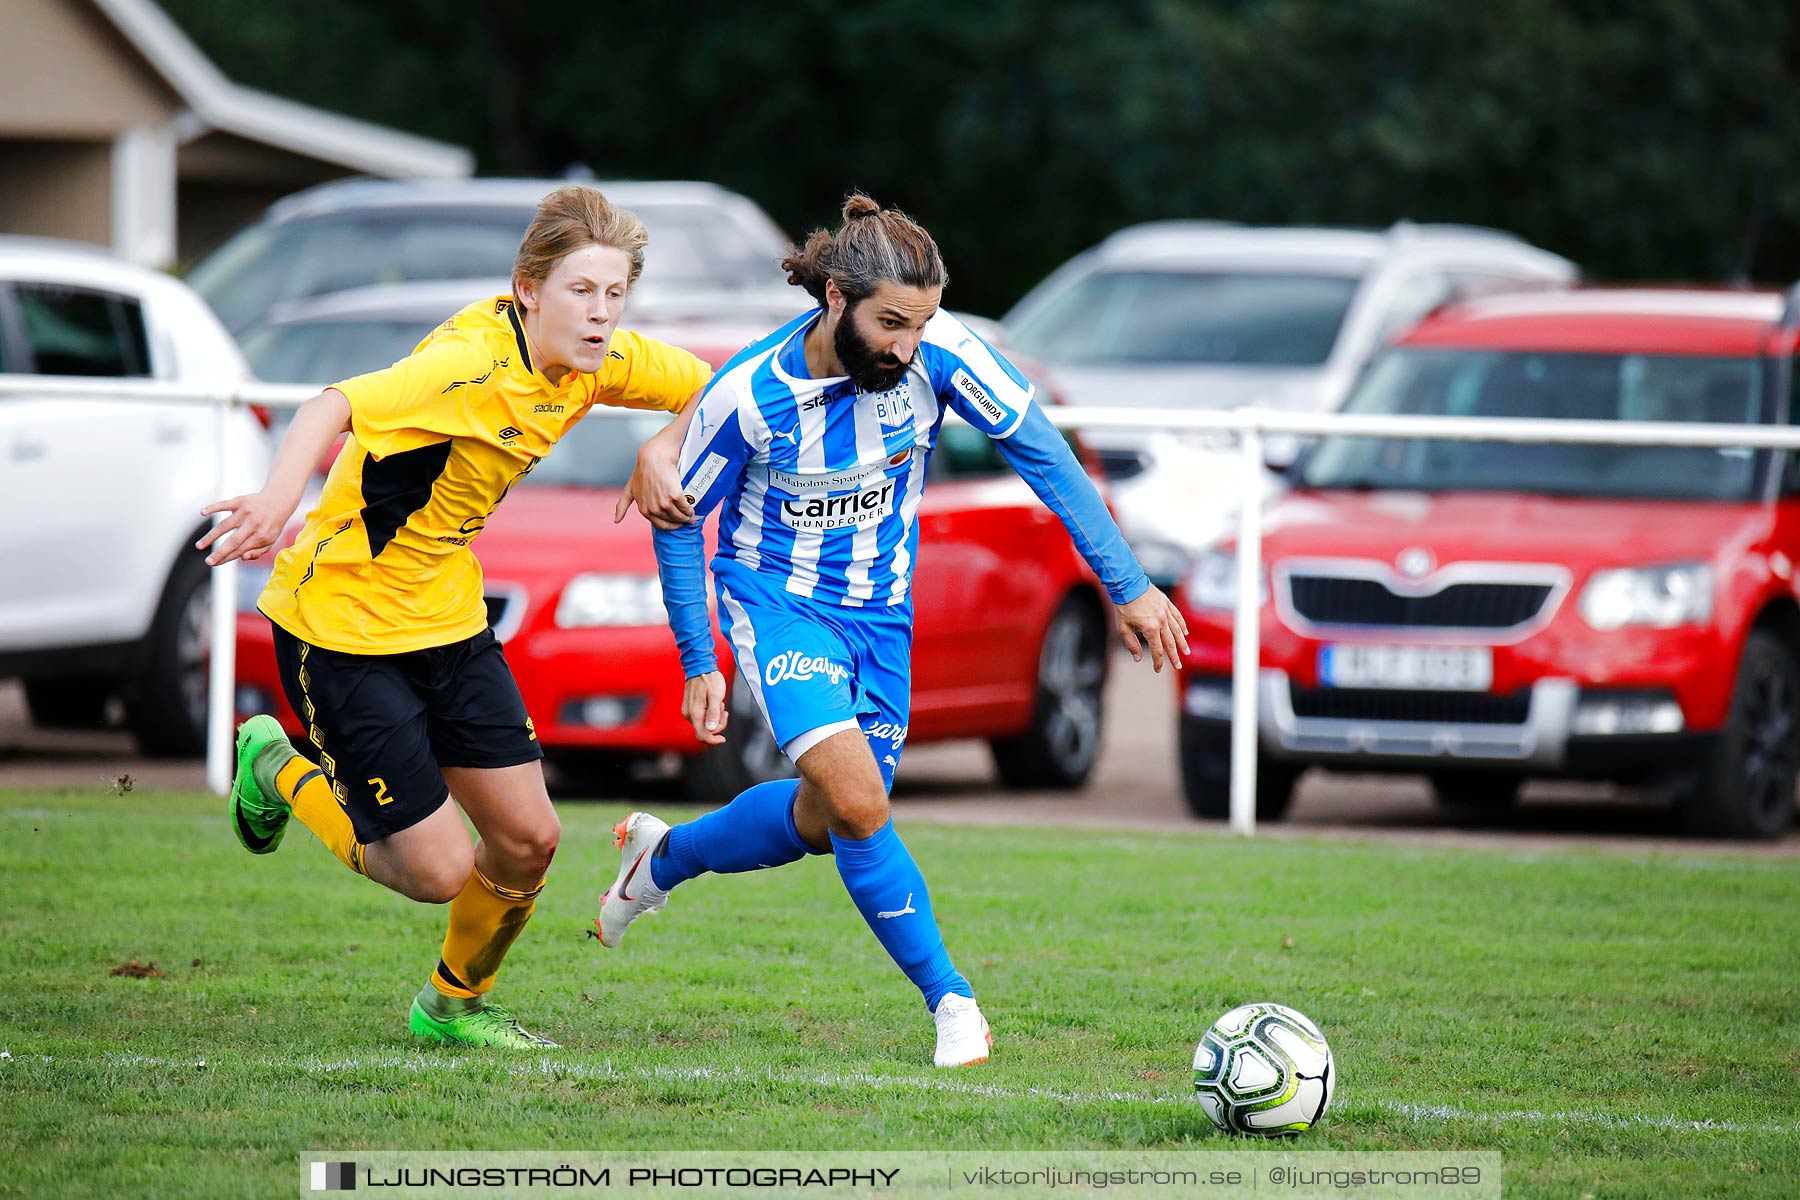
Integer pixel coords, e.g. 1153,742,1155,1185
1318,644,1492,691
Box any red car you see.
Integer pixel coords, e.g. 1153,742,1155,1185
1177,288,1800,838
235,294,1113,802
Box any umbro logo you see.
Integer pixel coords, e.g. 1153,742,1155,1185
498,426,522,440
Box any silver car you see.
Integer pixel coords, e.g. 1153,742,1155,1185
187,177,802,343
1003,221,1577,582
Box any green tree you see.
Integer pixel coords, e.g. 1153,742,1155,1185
161,0,1800,315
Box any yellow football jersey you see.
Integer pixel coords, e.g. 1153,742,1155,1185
259,295,710,655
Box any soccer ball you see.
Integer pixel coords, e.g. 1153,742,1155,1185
1192,1002,1334,1135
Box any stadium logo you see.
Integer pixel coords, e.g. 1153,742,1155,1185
778,480,895,530
952,369,1006,425
764,651,850,687
310,1161,356,1191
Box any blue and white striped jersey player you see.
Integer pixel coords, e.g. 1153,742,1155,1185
598,194,1188,1068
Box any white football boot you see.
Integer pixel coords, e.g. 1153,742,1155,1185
931,993,993,1067
596,812,672,948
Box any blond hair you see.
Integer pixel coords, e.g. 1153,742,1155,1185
512,185,648,298
782,192,947,305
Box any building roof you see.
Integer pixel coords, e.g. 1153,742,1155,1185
90,0,471,179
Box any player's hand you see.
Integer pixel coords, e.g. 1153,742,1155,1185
681,671,729,745
1115,585,1189,673
614,438,697,531
197,490,293,566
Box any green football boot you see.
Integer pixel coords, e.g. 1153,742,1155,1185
231,715,297,854
408,998,561,1049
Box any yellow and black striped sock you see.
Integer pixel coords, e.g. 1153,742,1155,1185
428,865,542,1003
275,756,365,876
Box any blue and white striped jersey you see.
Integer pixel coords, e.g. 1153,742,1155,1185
654,307,1148,677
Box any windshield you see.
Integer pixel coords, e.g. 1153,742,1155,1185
190,202,788,336
1298,348,1764,501
1007,270,1360,367
242,318,436,384
516,412,671,489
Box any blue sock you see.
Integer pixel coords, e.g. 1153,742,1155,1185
831,820,971,1011
650,780,819,890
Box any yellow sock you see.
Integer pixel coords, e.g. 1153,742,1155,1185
430,865,542,1001
276,756,365,876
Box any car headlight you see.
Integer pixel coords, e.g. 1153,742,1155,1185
1577,563,1713,631
554,573,666,628
1183,549,1268,612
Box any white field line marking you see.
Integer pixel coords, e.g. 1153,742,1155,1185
1376,1099,1790,1134
6,1052,1787,1135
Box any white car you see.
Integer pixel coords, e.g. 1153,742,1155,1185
1003,221,1578,582
0,237,270,755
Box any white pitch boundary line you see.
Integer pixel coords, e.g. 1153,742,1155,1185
1375,1100,1790,1135
2,1051,1788,1136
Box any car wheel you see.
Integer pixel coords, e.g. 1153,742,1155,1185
1428,771,1522,810
23,678,114,730
990,593,1108,790
1177,716,1297,822
123,548,210,758
681,670,795,807
1681,630,1799,839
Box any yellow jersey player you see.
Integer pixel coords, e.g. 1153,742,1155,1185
199,186,712,1048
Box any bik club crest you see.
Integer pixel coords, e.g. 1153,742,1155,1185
872,387,914,429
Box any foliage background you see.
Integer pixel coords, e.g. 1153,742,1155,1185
161,0,1800,315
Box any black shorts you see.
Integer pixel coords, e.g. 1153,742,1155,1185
270,622,543,843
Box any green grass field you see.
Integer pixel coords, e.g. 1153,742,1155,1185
1,785,1796,1198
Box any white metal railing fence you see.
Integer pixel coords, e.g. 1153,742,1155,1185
10,373,1800,834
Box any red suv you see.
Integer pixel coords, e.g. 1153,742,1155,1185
1177,288,1800,838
